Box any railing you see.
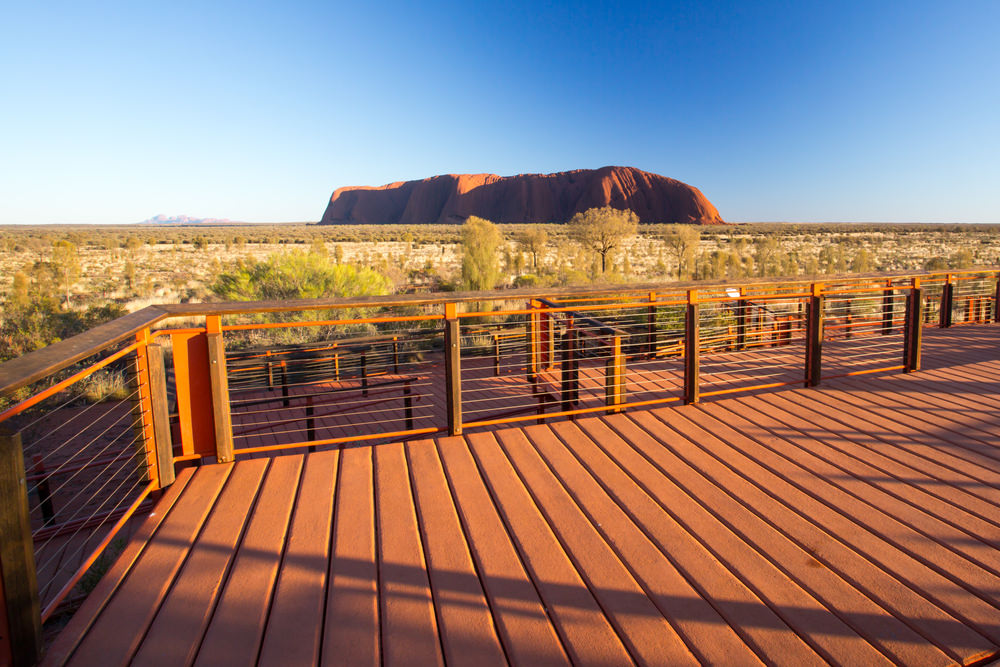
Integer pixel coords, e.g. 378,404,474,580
0,268,997,665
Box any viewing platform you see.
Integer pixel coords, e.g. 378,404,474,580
1,270,998,666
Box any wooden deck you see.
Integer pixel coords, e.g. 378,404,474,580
45,325,1000,666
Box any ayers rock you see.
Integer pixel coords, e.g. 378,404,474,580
320,166,724,225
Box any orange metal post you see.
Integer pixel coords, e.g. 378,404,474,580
166,331,217,459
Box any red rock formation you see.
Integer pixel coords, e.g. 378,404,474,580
320,166,724,225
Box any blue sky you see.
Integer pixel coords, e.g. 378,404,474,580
1,1,998,224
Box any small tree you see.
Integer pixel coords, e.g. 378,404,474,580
124,260,137,290
567,207,638,274
460,216,503,291
753,237,781,277
850,248,873,273
516,227,548,270
51,240,81,307
662,224,700,280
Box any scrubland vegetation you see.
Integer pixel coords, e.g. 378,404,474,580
1,219,997,362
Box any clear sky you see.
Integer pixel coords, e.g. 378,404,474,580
1,1,998,225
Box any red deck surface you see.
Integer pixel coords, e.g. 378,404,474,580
45,325,1000,666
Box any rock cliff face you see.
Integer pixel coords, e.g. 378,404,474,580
320,166,723,225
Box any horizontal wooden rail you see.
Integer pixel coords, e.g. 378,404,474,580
0,307,166,398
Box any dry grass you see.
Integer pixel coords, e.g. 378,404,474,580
1,222,997,312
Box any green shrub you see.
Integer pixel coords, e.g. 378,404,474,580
211,249,391,302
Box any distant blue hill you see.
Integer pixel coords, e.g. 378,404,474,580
137,214,238,225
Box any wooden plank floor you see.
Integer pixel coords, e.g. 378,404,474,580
46,324,1000,666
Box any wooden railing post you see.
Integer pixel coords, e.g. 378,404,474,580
646,291,657,356
605,335,625,412
735,289,747,351
994,272,1000,323
306,396,316,453
684,290,700,404
805,284,824,387
527,300,539,393
561,319,578,412
881,280,894,335
360,353,369,397
146,342,176,487
205,315,234,463
493,335,501,377
844,299,854,340
403,380,414,431
280,360,290,407
444,303,462,436
131,329,157,485
0,429,42,667
546,310,556,370
939,275,954,328
904,278,923,373
392,337,400,374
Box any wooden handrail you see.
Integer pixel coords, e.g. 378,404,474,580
0,307,168,398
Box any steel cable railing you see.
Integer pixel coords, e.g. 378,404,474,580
222,319,446,452
0,348,158,634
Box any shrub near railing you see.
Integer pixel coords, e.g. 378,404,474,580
0,268,997,665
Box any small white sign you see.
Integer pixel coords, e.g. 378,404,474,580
725,288,741,299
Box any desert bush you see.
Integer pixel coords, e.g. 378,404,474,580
460,216,504,291
662,224,700,279
211,249,391,302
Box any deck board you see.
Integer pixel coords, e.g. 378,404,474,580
44,324,1000,666
258,450,338,666
405,440,507,667
194,455,302,666
321,445,379,667
66,463,231,667
132,459,267,666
